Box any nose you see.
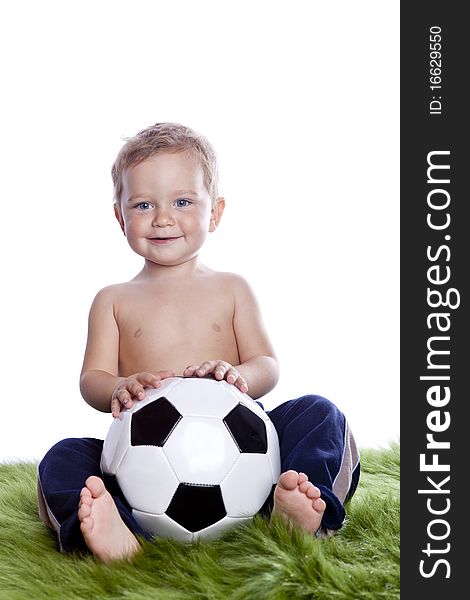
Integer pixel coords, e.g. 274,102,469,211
152,206,174,227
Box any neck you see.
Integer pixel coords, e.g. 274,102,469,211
137,255,205,281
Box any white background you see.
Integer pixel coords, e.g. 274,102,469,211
0,0,399,461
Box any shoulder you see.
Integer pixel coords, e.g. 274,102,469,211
208,270,254,291
92,283,122,303
209,271,259,304
89,282,135,311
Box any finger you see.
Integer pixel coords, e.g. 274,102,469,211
127,381,147,399
111,397,123,418
225,368,239,384
214,362,229,380
135,372,161,389
155,369,175,381
234,377,248,393
183,365,199,377
195,361,215,376
113,388,138,414
111,399,119,418
114,387,132,404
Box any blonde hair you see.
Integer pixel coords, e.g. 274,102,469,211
111,122,220,205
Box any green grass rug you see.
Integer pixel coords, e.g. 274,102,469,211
0,444,399,600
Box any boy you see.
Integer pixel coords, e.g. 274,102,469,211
38,122,360,563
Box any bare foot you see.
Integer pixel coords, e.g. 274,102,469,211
78,476,141,563
272,470,326,534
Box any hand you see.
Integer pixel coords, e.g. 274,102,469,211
111,369,175,417
183,361,248,394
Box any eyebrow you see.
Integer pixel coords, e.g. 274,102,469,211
126,190,200,203
125,194,153,204
173,189,200,196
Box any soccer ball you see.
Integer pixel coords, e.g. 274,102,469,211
101,377,281,542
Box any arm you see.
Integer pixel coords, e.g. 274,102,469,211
184,275,279,399
79,287,121,412
79,287,173,414
231,275,279,398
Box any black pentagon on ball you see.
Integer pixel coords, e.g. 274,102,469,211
131,397,182,447
223,403,268,453
166,483,227,532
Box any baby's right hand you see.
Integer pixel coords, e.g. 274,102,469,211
111,370,174,417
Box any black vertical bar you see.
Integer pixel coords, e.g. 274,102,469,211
401,1,468,597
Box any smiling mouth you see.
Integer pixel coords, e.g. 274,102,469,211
148,236,182,245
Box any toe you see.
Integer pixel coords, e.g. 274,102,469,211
298,472,308,484
79,515,94,535
80,486,92,501
299,480,312,494
78,501,91,521
306,484,321,500
79,491,93,509
312,497,326,512
277,470,299,491
85,476,107,499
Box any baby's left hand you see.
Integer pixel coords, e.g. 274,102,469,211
183,360,248,394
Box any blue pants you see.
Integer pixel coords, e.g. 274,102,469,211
37,395,360,552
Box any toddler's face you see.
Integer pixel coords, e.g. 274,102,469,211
116,152,219,267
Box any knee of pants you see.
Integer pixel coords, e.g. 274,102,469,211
40,438,81,466
39,437,103,476
46,437,84,453
40,438,85,465
293,394,344,421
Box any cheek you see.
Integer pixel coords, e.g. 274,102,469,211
182,211,210,231
123,214,145,233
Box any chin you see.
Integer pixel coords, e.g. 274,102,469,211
144,254,201,268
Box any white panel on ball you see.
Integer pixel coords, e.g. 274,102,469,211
163,416,240,484
143,377,183,400
100,412,132,475
116,446,179,514
195,516,253,541
221,453,274,516
160,378,239,418
266,422,281,483
132,511,193,543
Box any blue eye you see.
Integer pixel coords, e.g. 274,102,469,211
175,198,191,208
136,202,152,210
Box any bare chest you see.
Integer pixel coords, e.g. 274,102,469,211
115,285,238,374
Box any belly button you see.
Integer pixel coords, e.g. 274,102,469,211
212,323,221,332
134,328,143,338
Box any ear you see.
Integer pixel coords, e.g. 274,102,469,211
114,203,126,235
209,197,225,232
